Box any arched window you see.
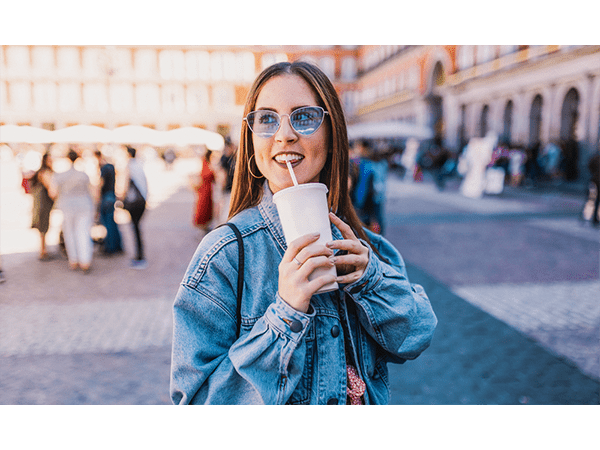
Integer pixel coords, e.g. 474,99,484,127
503,100,514,145
479,104,489,137
560,88,580,141
529,95,543,145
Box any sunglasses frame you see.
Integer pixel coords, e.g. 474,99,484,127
243,106,329,138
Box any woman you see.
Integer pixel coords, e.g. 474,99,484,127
51,149,94,272
123,146,148,269
192,149,215,232
30,151,55,260
171,61,437,405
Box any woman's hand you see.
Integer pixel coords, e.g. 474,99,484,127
279,232,337,313
326,212,369,284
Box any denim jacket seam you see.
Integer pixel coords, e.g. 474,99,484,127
185,221,266,289
179,282,237,325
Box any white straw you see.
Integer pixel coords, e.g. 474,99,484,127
286,161,299,186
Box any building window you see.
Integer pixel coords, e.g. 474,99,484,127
211,52,224,81
479,104,489,137
185,51,210,81
10,81,31,110
57,47,80,77
222,52,237,81
477,45,494,64
109,83,133,113
33,82,57,112
213,85,234,110
503,100,513,145
186,85,208,113
239,52,256,82
32,47,55,75
82,48,104,78
136,84,160,113
319,57,335,80
58,82,80,112
162,84,185,113
83,83,109,113
529,94,543,145
458,45,474,70
6,46,30,76
112,47,133,77
341,57,356,81
135,48,157,79
261,53,288,70
159,50,185,80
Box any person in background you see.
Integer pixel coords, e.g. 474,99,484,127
94,149,123,255
170,61,437,405
29,150,55,260
191,149,215,233
351,139,376,229
50,149,94,273
123,146,149,269
218,137,237,225
369,146,389,235
585,150,600,227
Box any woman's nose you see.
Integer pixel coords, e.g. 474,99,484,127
274,115,298,143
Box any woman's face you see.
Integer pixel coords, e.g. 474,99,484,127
251,74,329,194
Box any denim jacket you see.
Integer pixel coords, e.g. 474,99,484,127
170,186,437,405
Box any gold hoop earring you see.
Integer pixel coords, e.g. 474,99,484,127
248,154,263,179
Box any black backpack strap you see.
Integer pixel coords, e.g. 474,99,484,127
218,223,244,337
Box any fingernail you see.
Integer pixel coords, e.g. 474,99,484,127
326,241,334,247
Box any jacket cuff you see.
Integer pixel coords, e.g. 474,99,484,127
342,239,382,297
264,294,316,343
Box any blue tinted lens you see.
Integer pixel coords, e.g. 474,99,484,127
248,111,280,136
290,107,325,135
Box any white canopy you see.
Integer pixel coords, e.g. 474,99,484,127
0,124,224,151
0,125,54,144
347,121,433,141
52,125,113,144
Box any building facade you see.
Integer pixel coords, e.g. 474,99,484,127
2,44,599,179
350,45,600,180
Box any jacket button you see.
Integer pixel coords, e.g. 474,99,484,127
327,398,339,405
290,320,303,333
330,325,340,338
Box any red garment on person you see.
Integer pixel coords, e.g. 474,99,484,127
193,161,215,226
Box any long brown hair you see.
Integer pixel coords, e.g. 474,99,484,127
228,61,372,246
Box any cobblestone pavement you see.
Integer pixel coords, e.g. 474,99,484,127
1,151,598,405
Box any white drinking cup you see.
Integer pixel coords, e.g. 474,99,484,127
273,183,339,294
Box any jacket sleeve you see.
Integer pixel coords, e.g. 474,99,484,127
342,230,437,363
170,233,313,405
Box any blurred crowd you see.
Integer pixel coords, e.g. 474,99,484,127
1,130,598,286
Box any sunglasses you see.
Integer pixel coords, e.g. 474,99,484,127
244,106,328,138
